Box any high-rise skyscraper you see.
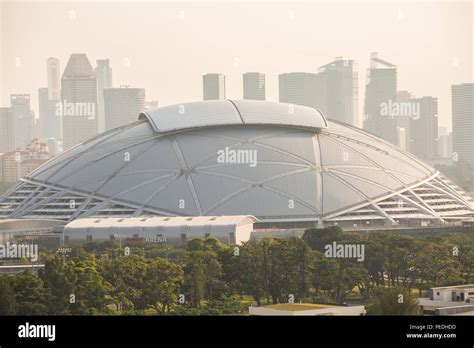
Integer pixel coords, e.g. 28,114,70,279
61,53,98,150
0,107,15,153
47,57,61,100
203,74,226,100
279,72,318,108
315,57,358,126
38,87,62,140
452,83,474,170
363,52,398,145
243,72,265,100
395,90,415,152
38,58,62,143
438,126,453,159
104,87,146,131
410,96,438,159
95,59,113,133
10,94,35,148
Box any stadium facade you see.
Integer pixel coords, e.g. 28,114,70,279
0,100,472,229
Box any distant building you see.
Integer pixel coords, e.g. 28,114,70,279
95,59,113,133
438,127,453,159
0,139,51,182
363,52,398,145
452,83,474,171
61,53,98,150
419,285,474,316
395,90,415,152
279,72,318,109
243,72,265,100
0,107,15,153
410,96,438,160
145,100,159,111
104,87,145,131
0,219,65,249
11,94,35,148
397,127,407,151
47,57,61,100
40,137,63,156
38,87,62,140
38,87,49,136
315,57,358,126
203,73,226,100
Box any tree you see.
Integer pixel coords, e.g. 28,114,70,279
232,240,267,305
286,237,315,300
414,241,461,289
183,250,223,307
12,270,50,315
265,237,310,304
0,276,17,315
311,251,369,303
187,237,229,255
266,238,294,304
364,232,387,286
442,233,474,283
101,255,148,311
302,226,344,252
312,251,339,296
39,254,73,314
367,287,420,315
383,234,415,287
364,232,417,288
199,295,247,315
333,260,369,303
235,237,315,305
143,258,183,315
66,259,113,315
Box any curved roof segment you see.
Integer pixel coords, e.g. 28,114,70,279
139,99,328,133
64,215,257,229
0,100,472,224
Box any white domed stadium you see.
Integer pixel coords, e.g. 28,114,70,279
0,100,472,228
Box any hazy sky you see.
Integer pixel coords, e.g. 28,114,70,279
1,0,472,130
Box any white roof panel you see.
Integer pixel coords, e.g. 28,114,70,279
140,99,327,133
141,100,242,133
233,99,328,129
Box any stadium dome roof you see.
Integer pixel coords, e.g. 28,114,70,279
0,100,472,225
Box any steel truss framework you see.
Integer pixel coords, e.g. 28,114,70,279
0,170,471,224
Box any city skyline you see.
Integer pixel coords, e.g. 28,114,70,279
1,1,472,131
0,51,467,160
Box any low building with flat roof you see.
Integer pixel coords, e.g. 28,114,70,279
63,215,257,246
419,284,474,315
249,303,366,316
0,219,65,246
0,263,45,275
